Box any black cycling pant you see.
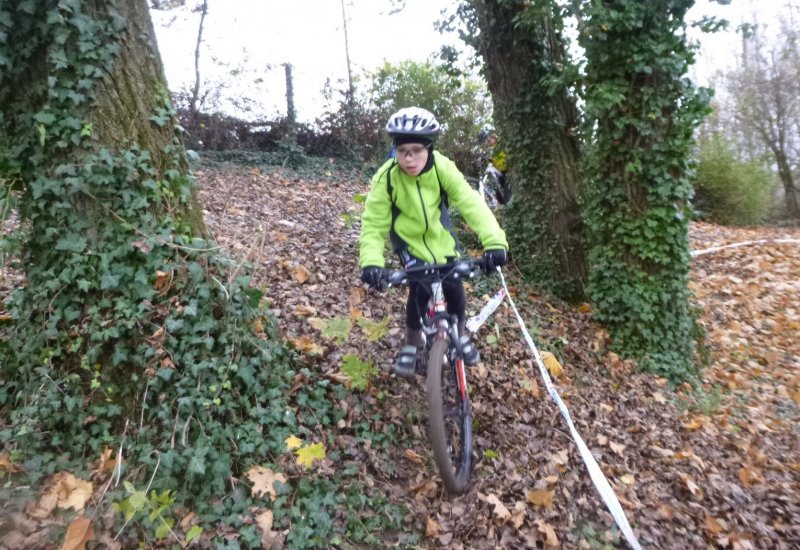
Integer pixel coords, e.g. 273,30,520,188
405,276,465,330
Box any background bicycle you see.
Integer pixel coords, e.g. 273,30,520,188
466,161,512,208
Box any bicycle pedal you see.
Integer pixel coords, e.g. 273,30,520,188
393,346,419,378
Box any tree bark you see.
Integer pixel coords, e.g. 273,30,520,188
91,0,207,235
471,0,586,300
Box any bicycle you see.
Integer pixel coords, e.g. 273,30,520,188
382,257,485,494
466,161,511,208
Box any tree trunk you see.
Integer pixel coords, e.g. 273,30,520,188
775,150,800,217
189,0,208,125
1,0,291,508
285,63,297,133
579,0,704,379
470,0,586,300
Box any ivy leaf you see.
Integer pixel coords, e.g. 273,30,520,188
356,316,390,341
55,234,87,254
340,354,377,390
185,525,203,544
295,442,325,469
18,0,36,15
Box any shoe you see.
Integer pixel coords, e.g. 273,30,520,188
393,328,425,378
457,320,479,366
459,334,480,366
393,345,418,377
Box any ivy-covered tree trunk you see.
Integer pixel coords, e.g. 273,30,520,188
0,0,296,518
469,0,586,300
579,0,710,379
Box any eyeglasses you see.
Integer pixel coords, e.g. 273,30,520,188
395,145,430,159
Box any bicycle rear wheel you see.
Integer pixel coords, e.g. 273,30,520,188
426,337,473,494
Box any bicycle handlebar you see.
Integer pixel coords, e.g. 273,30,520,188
382,257,485,289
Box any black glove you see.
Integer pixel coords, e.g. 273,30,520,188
483,249,507,272
360,266,386,289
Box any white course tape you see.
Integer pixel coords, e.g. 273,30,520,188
497,268,643,550
691,238,800,257
466,287,506,333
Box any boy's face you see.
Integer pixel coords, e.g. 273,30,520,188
395,143,430,177
487,134,497,147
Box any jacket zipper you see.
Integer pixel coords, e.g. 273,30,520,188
416,179,438,263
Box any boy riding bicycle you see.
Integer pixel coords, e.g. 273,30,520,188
359,107,509,376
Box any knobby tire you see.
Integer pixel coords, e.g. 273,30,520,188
426,337,473,494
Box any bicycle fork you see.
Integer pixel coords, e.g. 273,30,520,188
427,281,469,401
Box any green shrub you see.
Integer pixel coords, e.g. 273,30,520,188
694,135,775,225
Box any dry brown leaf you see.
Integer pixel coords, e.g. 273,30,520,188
403,449,423,464
29,473,93,519
294,304,317,317
658,503,674,519
0,452,22,473
678,472,703,499
653,392,667,404
683,417,704,431
550,449,569,467
348,306,362,320
154,270,171,291
90,447,117,479
62,515,94,550
245,466,286,500
255,509,273,533
534,519,560,549
348,287,365,307
485,494,511,521
526,489,554,508
620,474,635,485
289,335,324,356
540,351,564,377
294,264,312,284
426,516,441,537
738,467,763,487
703,515,724,535
609,441,626,455
510,501,527,529
410,479,438,499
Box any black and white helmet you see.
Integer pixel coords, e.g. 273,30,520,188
478,123,496,143
385,107,441,140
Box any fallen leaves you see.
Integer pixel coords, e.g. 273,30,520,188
0,452,22,473
540,351,564,377
677,472,704,500
526,489,554,508
27,473,93,519
293,264,312,284
244,466,286,500
62,515,94,550
403,449,423,464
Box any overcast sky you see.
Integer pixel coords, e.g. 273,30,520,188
151,0,792,123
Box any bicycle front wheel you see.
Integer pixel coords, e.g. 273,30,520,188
426,337,473,494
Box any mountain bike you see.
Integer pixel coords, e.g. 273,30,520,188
383,258,485,494
466,161,511,208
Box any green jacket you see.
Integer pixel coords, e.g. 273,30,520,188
359,151,508,268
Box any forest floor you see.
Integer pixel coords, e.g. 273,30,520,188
193,158,799,549
2,157,799,549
